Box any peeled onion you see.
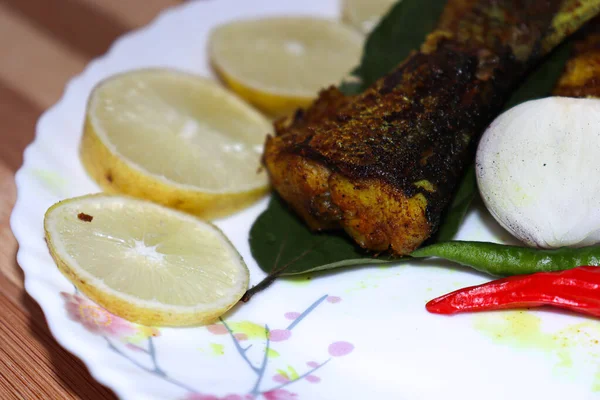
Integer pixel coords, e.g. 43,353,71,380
476,97,600,248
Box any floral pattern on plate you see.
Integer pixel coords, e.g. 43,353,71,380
62,290,352,399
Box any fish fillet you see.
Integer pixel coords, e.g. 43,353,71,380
265,0,600,255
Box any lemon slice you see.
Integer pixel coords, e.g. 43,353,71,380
342,0,398,34
44,194,249,326
80,69,272,220
209,17,363,117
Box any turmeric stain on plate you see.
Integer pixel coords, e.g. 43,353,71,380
345,280,373,293
474,311,600,390
33,169,68,195
345,271,401,293
284,275,313,287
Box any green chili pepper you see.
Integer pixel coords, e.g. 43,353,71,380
410,241,600,276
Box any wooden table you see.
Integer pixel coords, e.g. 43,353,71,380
0,1,183,398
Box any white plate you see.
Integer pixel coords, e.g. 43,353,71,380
11,1,600,399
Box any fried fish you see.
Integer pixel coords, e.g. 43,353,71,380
264,0,600,255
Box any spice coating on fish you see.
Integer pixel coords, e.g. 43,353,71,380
555,16,600,97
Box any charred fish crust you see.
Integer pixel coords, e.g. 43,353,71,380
301,38,522,230
436,0,567,57
379,54,422,95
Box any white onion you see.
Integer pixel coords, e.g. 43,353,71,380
476,97,600,248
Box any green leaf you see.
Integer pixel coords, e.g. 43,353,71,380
249,194,394,277
348,0,447,92
503,41,573,110
430,165,477,243
338,78,363,96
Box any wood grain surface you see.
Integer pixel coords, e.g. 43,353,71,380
0,1,183,398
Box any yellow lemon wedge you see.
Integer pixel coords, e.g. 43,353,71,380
44,194,249,326
80,69,272,220
341,0,398,34
208,17,363,117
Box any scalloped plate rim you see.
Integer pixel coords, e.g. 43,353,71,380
10,3,198,399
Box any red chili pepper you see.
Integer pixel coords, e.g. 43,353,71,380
426,266,600,317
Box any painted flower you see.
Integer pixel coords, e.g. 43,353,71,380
124,343,147,352
61,292,158,341
284,312,300,320
184,394,252,400
185,394,220,400
207,324,228,335
234,333,248,341
326,296,341,303
272,373,290,384
328,341,354,357
262,389,297,400
269,329,291,342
